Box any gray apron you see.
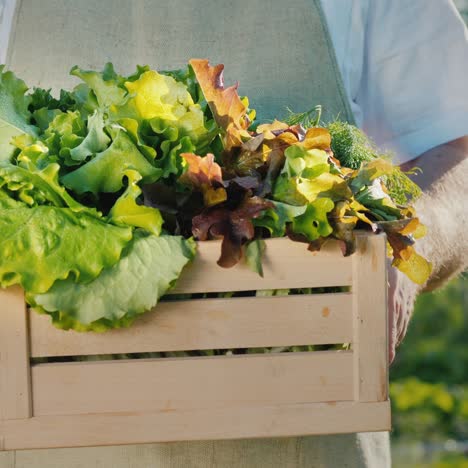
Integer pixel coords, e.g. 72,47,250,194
3,1,389,467
6,0,355,124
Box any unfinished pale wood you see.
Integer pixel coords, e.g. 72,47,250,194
0,452,14,468
1,401,391,450
171,237,353,293
32,351,353,416
29,293,352,357
352,233,388,402
0,286,32,421
0,232,390,450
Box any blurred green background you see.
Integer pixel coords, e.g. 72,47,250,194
390,274,468,467
390,4,468,467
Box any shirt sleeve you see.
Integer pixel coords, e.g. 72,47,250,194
356,0,468,164
0,0,16,65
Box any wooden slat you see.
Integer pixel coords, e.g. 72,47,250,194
0,286,32,421
2,401,391,450
0,451,15,467
352,233,388,402
172,237,352,294
32,351,353,417
29,293,353,357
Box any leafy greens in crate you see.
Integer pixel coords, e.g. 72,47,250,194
0,60,430,331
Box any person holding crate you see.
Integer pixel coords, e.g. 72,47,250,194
0,0,467,466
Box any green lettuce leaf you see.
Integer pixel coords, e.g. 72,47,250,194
158,135,196,178
0,137,101,216
355,179,401,221
42,111,85,164
245,239,266,277
69,110,110,162
116,117,156,161
30,234,196,331
61,131,162,195
0,194,132,293
70,63,127,109
282,145,329,178
109,170,163,235
0,158,99,215
253,201,306,237
291,198,335,241
0,66,38,161
111,69,208,143
350,158,395,193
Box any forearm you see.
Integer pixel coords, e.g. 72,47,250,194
400,136,468,292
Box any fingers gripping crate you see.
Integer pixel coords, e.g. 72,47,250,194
0,232,390,451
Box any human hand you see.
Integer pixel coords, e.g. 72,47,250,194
387,261,419,365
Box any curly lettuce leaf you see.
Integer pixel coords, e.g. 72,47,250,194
42,110,85,164
0,66,38,161
291,198,335,241
377,218,432,285
350,158,395,192
193,195,273,268
282,145,329,178
179,152,227,206
28,88,77,131
355,179,401,221
61,131,162,194
70,63,127,109
157,135,196,178
69,110,110,162
30,234,196,331
273,143,350,205
0,193,132,294
109,170,163,235
189,59,250,149
116,117,157,161
112,70,208,144
392,252,432,286
0,158,99,216
28,87,76,114
253,200,306,237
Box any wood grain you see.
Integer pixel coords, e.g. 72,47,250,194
29,293,352,357
171,238,353,293
0,286,32,421
2,401,391,450
32,351,353,416
352,233,388,402
0,232,390,451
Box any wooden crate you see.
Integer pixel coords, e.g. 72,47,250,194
0,232,390,451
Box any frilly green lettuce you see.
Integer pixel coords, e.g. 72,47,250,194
109,170,163,235
30,233,196,331
0,66,38,161
0,192,132,294
61,130,162,194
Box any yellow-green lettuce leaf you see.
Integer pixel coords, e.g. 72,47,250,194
61,131,162,195
112,70,207,143
0,192,132,294
30,233,196,331
0,66,38,161
291,198,335,241
109,170,163,235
